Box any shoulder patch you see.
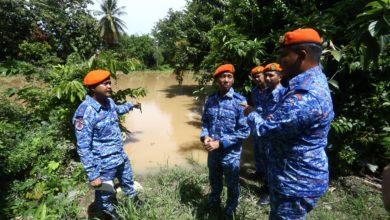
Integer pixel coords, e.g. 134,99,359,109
74,118,85,131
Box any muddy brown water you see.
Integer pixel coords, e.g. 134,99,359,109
114,72,206,174
114,72,255,175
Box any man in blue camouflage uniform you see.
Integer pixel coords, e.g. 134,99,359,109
243,28,334,219
249,66,268,179
262,63,286,116
255,63,287,206
73,70,142,217
200,64,250,218
249,65,272,205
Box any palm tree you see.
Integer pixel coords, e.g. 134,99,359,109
96,0,127,46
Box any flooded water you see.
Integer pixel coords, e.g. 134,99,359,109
114,72,255,175
114,72,207,174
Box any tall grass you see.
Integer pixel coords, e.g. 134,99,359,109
110,164,389,220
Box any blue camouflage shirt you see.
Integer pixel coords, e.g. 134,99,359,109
255,84,287,150
250,85,286,137
250,87,267,142
200,88,250,152
250,86,268,112
73,95,134,181
247,66,334,197
261,84,287,115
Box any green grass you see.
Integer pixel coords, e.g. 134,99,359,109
309,176,389,220
96,164,390,220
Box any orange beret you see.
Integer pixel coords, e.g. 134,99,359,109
250,66,264,76
280,28,322,46
264,63,282,72
214,64,235,77
83,70,111,86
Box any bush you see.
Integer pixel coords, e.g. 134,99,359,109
0,97,85,218
0,50,147,218
18,41,62,65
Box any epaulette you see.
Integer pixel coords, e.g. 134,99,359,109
75,103,88,118
233,92,246,101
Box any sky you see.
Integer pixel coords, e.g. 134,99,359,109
88,0,187,35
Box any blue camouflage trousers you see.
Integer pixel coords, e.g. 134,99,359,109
95,158,137,213
207,150,241,215
269,189,319,220
253,138,267,179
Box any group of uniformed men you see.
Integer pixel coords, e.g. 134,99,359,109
73,27,334,220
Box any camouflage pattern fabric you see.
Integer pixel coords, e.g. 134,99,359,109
73,95,137,213
201,87,250,215
247,66,334,218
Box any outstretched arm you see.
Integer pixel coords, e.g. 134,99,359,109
113,99,141,115
247,92,323,139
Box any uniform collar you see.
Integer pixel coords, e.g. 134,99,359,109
271,84,284,102
218,87,235,99
86,95,104,111
287,65,321,91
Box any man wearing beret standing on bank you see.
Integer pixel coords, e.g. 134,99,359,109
243,28,334,219
200,64,250,219
254,63,286,206
73,70,142,218
249,66,271,205
249,66,267,180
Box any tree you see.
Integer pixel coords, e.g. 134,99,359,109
152,9,187,66
153,0,390,175
96,0,127,46
118,35,163,68
28,0,100,59
0,0,100,61
0,0,33,60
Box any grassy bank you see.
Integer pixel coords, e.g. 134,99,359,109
81,164,389,220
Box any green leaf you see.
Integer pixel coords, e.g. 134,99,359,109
366,1,382,9
40,203,47,220
328,79,339,90
368,20,379,37
88,54,96,69
33,202,47,220
47,161,59,172
5,87,18,97
70,93,75,103
56,87,62,99
330,50,342,62
366,163,379,173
